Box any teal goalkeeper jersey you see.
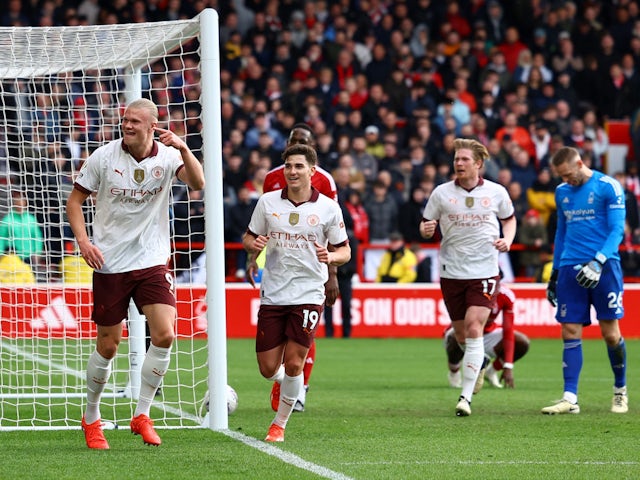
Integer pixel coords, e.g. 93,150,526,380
553,170,625,268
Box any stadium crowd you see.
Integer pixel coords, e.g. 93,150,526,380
4,0,640,281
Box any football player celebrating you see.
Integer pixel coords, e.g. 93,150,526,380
243,143,350,441
420,138,516,416
67,98,205,449
246,124,338,413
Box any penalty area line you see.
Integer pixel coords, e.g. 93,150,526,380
223,429,355,480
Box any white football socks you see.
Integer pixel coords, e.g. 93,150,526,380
460,337,484,402
85,349,113,424
268,364,285,384
273,373,302,428
134,344,171,417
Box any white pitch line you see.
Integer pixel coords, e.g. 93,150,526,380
341,460,639,466
2,340,353,478
223,429,355,480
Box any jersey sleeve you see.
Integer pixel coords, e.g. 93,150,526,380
246,196,268,237
497,185,515,219
75,146,104,192
327,201,348,245
313,167,338,201
552,187,566,269
597,178,626,263
263,170,278,194
423,187,442,220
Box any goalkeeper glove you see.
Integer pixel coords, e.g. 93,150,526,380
575,259,603,289
546,269,558,307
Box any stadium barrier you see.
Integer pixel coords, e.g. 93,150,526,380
3,283,640,340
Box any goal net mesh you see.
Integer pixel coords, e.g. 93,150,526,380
0,18,209,430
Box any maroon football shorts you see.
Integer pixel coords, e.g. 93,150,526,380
440,276,499,321
92,265,176,326
255,304,323,352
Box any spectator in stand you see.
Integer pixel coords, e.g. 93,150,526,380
225,185,257,280
497,26,528,73
364,125,385,160
244,112,286,151
0,251,35,284
507,180,529,226
614,171,640,234
333,153,367,195
435,90,471,134
483,0,506,45
363,178,399,280
551,32,584,77
398,186,428,245
324,197,357,339
526,167,558,227
510,147,538,193
254,131,281,167
376,232,418,283
539,133,565,171
582,109,609,164
344,189,369,246
531,121,551,168
0,190,44,267
495,112,535,159
350,135,378,186
243,165,268,201
518,209,549,278
172,187,205,280
554,71,579,113
365,42,394,86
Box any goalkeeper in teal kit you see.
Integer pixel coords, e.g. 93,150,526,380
543,146,628,414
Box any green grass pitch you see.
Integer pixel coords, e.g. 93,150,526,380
1,337,638,479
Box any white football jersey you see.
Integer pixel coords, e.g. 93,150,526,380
74,139,184,273
247,188,348,305
423,178,514,279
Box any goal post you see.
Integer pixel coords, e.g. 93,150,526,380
0,9,228,431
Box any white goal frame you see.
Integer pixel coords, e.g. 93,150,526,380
0,9,227,431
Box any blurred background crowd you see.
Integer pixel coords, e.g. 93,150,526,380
4,0,640,283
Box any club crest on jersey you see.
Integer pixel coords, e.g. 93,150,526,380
152,166,164,179
289,213,299,225
134,169,145,184
465,197,474,208
307,214,319,226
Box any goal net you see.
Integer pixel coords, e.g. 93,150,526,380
0,11,226,431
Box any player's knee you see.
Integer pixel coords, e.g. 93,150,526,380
97,342,118,359
151,329,175,348
514,333,530,359
602,331,621,347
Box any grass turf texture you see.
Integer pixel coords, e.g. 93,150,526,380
1,338,638,479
